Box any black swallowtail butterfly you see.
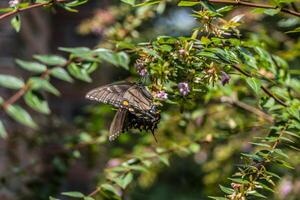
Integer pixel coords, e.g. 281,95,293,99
85,83,160,141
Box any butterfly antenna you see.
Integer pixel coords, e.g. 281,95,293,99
151,130,158,143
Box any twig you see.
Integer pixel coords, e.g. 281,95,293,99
0,0,69,21
232,65,288,107
221,96,274,123
207,0,300,18
88,187,101,197
1,60,72,111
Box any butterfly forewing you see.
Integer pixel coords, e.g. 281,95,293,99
109,109,128,141
85,84,132,107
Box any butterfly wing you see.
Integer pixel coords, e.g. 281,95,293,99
85,83,132,108
123,85,154,117
109,109,128,141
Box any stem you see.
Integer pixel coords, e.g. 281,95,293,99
232,65,288,107
1,60,72,111
0,0,69,21
207,0,300,18
221,96,274,123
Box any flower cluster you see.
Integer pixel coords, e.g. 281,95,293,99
9,0,19,7
221,71,230,85
178,82,190,96
156,90,168,100
134,58,148,77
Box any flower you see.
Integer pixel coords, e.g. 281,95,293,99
134,59,148,77
221,71,230,85
178,82,190,96
9,0,19,7
178,49,186,55
156,90,168,100
279,179,293,199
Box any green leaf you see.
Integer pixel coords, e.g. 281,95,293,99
115,173,133,189
158,155,170,166
29,78,60,96
66,0,88,7
208,197,228,200
6,104,38,129
286,27,300,34
219,185,234,195
24,91,50,114
61,191,84,198
16,59,47,73
67,63,92,82
50,67,73,83
34,55,67,66
84,197,94,200
0,120,8,138
0,74,24,89
178,1,200,6
100,184,120,196
246,190,267,198
264,8,280,16
121,0,135,6
116,52,130,70
49,197,60,200
246,77,261,95
11,15,21,32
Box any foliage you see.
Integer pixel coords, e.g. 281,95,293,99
0,0,300,200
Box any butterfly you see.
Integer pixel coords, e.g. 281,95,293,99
85,83,160,141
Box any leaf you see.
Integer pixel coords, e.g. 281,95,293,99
67,63,92,82
6,104,38,129
84,197,94,200
50,67,73,83
16,59,47,73
246,77,261,95
208,197,228,200
116,52,130,70
29,78,60,96
11,15,21,32
219,185,234,195
286,27,300,34
24,91,50,114
34,55,67,66
0,74,24,89
246,190,267,198
61,191,84,198
158,155,170,166
178,1,200,6
0,120,8,138
121,0,135,6
100,184,120,196
49,197,60,200
264,8,280,16
115,173,133,189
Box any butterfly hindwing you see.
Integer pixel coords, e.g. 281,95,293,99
109,109,128,141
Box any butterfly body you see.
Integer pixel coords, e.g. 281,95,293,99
86,83,160,141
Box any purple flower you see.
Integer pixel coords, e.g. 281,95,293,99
178,49,186,55
156,90,168,100
221,71,230,85
9,0,19,7
134,60,148,77
279,179,293,198
178,82,190,96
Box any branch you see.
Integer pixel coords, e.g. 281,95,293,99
1,60,72,111
232,65,288,107
207,0,300,18
0,0,69,21
221,96,274,123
